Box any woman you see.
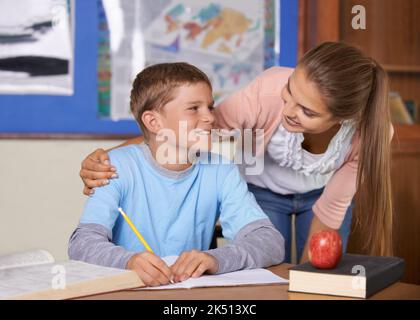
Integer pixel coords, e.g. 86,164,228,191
79,42,394,262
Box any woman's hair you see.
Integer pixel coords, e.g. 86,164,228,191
298,42,393,256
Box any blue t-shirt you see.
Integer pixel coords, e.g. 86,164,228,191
80,143,267,257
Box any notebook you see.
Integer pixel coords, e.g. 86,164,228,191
0,249,144,300
137,256,289,290
288,254,405,299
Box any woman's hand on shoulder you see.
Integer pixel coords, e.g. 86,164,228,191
79,148,117,195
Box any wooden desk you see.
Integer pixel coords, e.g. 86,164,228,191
78,263,420,300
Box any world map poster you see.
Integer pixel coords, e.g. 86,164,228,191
98,0,279,120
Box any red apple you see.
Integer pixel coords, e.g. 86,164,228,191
308,230,342,269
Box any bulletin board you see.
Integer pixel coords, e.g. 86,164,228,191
0,0,298,138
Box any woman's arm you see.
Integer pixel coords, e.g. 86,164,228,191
79,136,144,195
299,137,359,263
300,157,354,263
301,126,395,262
117,136,144,148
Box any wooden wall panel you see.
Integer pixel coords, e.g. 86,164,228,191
347,125,420,285
298,1,420,284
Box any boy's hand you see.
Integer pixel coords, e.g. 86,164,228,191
127,252,173,287
171,250,218,282
79,148,117,195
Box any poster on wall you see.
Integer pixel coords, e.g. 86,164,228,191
0,0,74,95
98,0,280,120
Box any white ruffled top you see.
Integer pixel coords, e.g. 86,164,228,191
266,120,356,176
245,120,356,194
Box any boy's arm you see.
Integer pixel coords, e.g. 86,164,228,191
79,136,144,195
205,165,285,274
205,218,284,274
70,152,135,268
68,223,136,269
68,223,174,286
71,151,174,286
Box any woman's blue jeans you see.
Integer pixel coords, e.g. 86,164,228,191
247,183,353,263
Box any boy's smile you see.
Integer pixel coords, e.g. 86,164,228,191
143,81,215,171
159,82,215,151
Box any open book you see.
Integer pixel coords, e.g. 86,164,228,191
0,250,144,300
138,256,289,290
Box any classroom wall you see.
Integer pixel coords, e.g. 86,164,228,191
0,0,299,262
0,139,123,261
0,139,237,261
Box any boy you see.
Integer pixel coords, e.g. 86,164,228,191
68,62,284,286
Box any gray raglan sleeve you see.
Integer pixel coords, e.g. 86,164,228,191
68,223,137,269
204,218,285,274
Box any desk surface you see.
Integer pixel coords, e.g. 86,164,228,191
78,263,420,300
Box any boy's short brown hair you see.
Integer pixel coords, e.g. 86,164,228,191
130,62,212,138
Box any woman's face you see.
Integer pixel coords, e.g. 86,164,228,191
281,66,341,134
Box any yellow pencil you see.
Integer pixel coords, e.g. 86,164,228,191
118,207,154,253
118,207,174,284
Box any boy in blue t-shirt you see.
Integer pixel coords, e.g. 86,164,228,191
68,62,284,286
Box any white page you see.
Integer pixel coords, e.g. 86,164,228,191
162,255,178,267
139,268,288,290
0,249,55,271
0,260,129,299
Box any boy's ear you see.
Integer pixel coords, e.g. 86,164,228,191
141,110,163,135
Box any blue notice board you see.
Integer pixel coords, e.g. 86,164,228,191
0,0,298,136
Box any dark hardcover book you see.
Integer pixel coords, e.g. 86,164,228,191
289,254,405,298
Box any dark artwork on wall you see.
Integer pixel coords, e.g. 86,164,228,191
0,0,73,95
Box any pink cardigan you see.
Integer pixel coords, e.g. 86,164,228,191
213,66,360,229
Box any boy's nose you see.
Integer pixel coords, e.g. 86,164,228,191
202,110,215,125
